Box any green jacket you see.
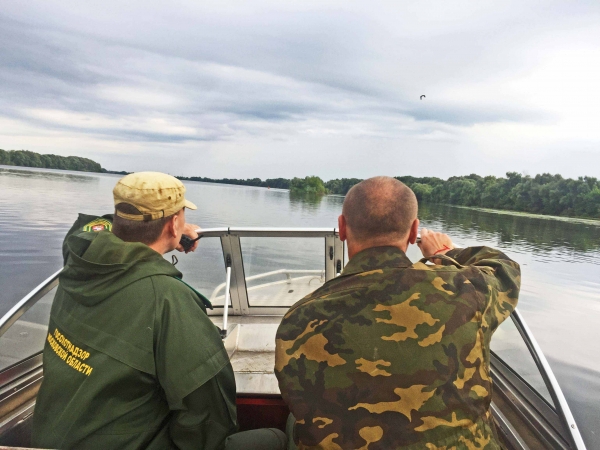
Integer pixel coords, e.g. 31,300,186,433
275,246,520,450
32,214,237,449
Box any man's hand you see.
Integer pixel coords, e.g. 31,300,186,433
418,228,454,264
176,224,201,254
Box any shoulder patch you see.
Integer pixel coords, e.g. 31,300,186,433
82,218,112,232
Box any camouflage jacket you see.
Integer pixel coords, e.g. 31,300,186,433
275,245,520,450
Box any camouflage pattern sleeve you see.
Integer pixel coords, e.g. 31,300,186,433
444,246,521,331
275,246,521,450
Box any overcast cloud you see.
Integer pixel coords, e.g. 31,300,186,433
1,1,600,179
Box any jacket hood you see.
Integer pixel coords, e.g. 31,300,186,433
60,231,180,306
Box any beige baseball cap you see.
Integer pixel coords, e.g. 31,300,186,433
113,172,197,221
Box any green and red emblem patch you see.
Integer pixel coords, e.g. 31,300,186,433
82,218,112,233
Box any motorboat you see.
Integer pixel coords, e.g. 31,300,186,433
0,227,587,449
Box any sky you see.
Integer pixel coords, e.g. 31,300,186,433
1,0,600,180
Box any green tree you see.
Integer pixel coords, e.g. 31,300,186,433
411,183,433,201
290,176,328,195
325,178,362,195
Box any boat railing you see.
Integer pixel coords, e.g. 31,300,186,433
509,309,586,450
209,269,325,301
0,269,61,339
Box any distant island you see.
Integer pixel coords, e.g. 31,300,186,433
0,149,103,173
2,148,599,219
289,176,328,195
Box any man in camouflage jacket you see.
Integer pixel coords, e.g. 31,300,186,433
275,176,520,450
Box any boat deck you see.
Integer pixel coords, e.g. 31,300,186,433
216,318,281,395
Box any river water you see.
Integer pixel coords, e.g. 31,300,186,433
1,166,598,447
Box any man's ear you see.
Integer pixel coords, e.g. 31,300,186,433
408,218,420,244
338,215,347,241
166,214,179,238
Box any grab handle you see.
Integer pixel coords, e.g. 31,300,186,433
221,255,232,338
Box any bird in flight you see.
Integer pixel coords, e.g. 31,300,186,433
420,95,426,100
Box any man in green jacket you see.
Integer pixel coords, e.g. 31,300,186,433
275,176,521,449
32,172,285,450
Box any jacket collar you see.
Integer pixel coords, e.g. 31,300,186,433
340,246,413,277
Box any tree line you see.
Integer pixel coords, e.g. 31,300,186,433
0,149,103,173
325,173,600,218
177,176,292,189
186,173,600,219
3,149,599,219
400,173,600,218
178,175,328,196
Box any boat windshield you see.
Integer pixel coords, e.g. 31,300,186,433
0,229,559,410
180,237,326,309
173,228,344,315
176,237,229,307
491,314,554,406
241,237,325,307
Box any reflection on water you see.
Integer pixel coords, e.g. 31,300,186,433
289,191,325,210
1,166,97,183
0,167,599,448
419,203,600,259
0,167,115,313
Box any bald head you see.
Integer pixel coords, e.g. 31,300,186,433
342,177,418,244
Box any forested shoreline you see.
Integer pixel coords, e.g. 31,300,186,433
395,173,600,218
2,149,599,219
0,149,103,173
182,173,600,219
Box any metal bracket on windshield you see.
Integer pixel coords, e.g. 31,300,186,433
221,255,232,339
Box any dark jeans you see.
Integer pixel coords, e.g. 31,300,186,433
225,428,287,450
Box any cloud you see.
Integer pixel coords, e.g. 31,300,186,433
1,1,600,178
